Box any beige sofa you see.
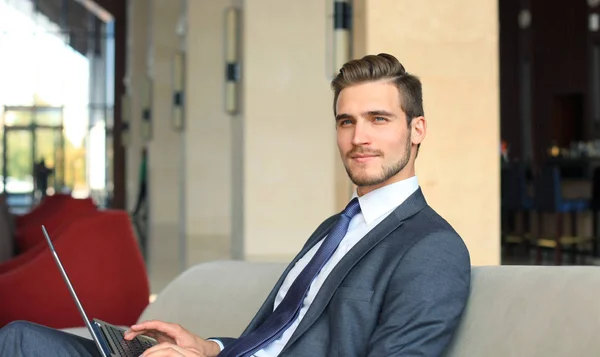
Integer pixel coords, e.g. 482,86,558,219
63,261,600,356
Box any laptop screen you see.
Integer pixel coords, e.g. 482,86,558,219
41,225,108,356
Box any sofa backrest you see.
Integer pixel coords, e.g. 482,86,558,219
140,261,600,356
445,265,600,356
139,260,287,338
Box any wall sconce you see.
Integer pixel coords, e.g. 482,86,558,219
224,7,240,115
121,93,130,147
333,0,352,76
141,75,153,141
172,51,185,131
518,9,531,30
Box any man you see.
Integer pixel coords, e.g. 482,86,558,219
0,53,471,357
34,158,54,200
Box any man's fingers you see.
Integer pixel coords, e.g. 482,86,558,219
149,332,173,344
125,320,180,341
131,320,182,336
123,328,153,340
141,342,191,356
123,330,168,344
130,320,167,331
123,330,143,340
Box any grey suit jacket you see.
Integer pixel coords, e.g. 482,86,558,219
218,188,471,357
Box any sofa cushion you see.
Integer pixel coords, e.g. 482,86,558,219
140,262,600,356
445,265,600,356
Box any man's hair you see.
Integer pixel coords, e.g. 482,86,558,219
330,53,424,126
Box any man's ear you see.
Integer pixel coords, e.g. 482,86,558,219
411,116,426,145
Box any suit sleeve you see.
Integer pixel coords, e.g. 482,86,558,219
367,231,471,357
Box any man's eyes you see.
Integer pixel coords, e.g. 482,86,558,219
337,117,388,126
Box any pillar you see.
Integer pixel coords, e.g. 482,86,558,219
125,0,146,213
183,0,234,265
233,0,338,261
145,0,184,291
354,0,501,265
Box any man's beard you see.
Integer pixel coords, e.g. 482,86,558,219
344,135,412,187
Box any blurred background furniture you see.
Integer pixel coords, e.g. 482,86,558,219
0,203,149,329
501,163,534,258
533,165,592,265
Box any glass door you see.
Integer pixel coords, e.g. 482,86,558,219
2,105,65,210
2,128,34,208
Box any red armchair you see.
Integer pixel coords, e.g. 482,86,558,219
14,194,72,228
0,208,98,275
0,210,149,329
14,197,98,253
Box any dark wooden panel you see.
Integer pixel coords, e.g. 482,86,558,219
500,0,522,160
111,0,126,209
531,0,587,159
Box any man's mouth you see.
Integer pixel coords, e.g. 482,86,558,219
350,154,379,163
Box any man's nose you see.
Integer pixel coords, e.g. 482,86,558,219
351,121,371,146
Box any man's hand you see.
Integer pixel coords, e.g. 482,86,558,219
124,320,221,357
140,342,203,356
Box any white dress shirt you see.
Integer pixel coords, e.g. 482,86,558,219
216,176,419,356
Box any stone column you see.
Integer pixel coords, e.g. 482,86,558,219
124,0,147,214
183,0,234,265
233,0,338,261
354,0,501,265
145,0,184,291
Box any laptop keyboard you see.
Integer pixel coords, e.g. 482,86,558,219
105,325,155,357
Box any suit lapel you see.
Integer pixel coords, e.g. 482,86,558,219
239,215,339,336
281,188,428,352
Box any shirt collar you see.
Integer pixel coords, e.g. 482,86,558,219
351,176,420,226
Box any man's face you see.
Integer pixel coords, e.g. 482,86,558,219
335,81,425,195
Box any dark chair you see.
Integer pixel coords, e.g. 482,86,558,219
533,165,590,265
501,164,534,258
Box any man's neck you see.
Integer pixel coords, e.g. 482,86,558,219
357,172,416,197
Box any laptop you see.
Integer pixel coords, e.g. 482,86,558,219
41,225,158,357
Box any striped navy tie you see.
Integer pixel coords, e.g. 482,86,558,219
218,198,361,357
